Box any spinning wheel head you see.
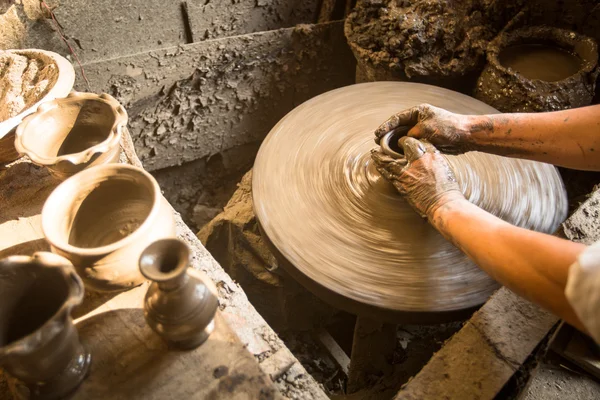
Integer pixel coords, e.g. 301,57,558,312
252,82,567,323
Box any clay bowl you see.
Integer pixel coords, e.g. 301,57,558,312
0,252,90,399
0,49,75,165
42,164,176,292
15,92,126,179
475,26,599,112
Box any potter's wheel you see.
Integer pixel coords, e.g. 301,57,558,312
253,82,567,323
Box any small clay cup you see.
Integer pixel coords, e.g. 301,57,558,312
475,27,599,112
0,49,75,165
15,92,126,179
42,164,176,292
0,252,91,399
140,239,219,349
380,131,405,159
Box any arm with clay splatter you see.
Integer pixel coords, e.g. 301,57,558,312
372,138,589,335
375,104,600,171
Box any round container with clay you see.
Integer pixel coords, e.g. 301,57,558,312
0,49,75,164
42,164,176,292
474,26,599,112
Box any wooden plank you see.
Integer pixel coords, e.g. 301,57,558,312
394,288,557,400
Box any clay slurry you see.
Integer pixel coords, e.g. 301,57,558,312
499,44,582,82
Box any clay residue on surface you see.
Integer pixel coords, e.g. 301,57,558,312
474,26,599,113
0,51,58,122
345,0,523,88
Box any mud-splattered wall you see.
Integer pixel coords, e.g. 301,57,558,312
79,22,354,171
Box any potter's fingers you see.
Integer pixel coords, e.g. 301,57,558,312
398,137,427,162
370,148,396,167
420,140,440,154
374,107,420,142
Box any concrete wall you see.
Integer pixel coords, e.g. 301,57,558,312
77,22,355,171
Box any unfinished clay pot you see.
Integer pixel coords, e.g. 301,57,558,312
139,239,219,349
380,131,405,159
0,50,75,164
475,27,599,112
42,164,176,292
0,252,90,399
15,92,126,179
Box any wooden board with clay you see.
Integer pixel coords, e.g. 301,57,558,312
0,136,280,399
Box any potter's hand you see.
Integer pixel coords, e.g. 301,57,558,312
371,138,465,218
374,104,476,154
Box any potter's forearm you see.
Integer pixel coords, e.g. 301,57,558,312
429,198,587,332
467,105,600,170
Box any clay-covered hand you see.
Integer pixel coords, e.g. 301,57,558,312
371,137,465,219
374,104,478,154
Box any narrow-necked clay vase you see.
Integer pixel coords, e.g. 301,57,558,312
0,49,75,164
475,26,599,112
0,252,91,400
14,92,126,179
42,164,176,292
139,239,219,349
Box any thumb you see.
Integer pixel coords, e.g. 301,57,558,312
398,137,427,162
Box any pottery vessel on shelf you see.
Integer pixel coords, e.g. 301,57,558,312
0,49,75,164
15,92,126,179
0,252,90,399
139,238,219,349
474,26,599,112
42,164,176,292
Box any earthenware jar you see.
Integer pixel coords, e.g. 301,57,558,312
0,49,75,164
15,92,126,179
475,27,599,112
42,164,176,292
139,238,219,349
0,252,90,399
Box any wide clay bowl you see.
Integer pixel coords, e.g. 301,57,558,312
475,26,599,112
0,252,90,399
15,92,126,179
42,164,176,292
0,49,75,164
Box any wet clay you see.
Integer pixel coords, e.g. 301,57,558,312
499,44,582,82
42,164,176,291
344,0,524,91
475,26,599,112
0,51,58,122
252,82,567,322
15,92,126,179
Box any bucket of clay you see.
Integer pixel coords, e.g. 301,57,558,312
343,4,487,93
0,50,75,164
474,26,599,112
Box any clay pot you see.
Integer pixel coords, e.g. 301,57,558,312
42,164,176,292
475,27,599,112
380,131,405,159
0,252,90,399
139,238,219,349
0,50,75,165
14,92,126,179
